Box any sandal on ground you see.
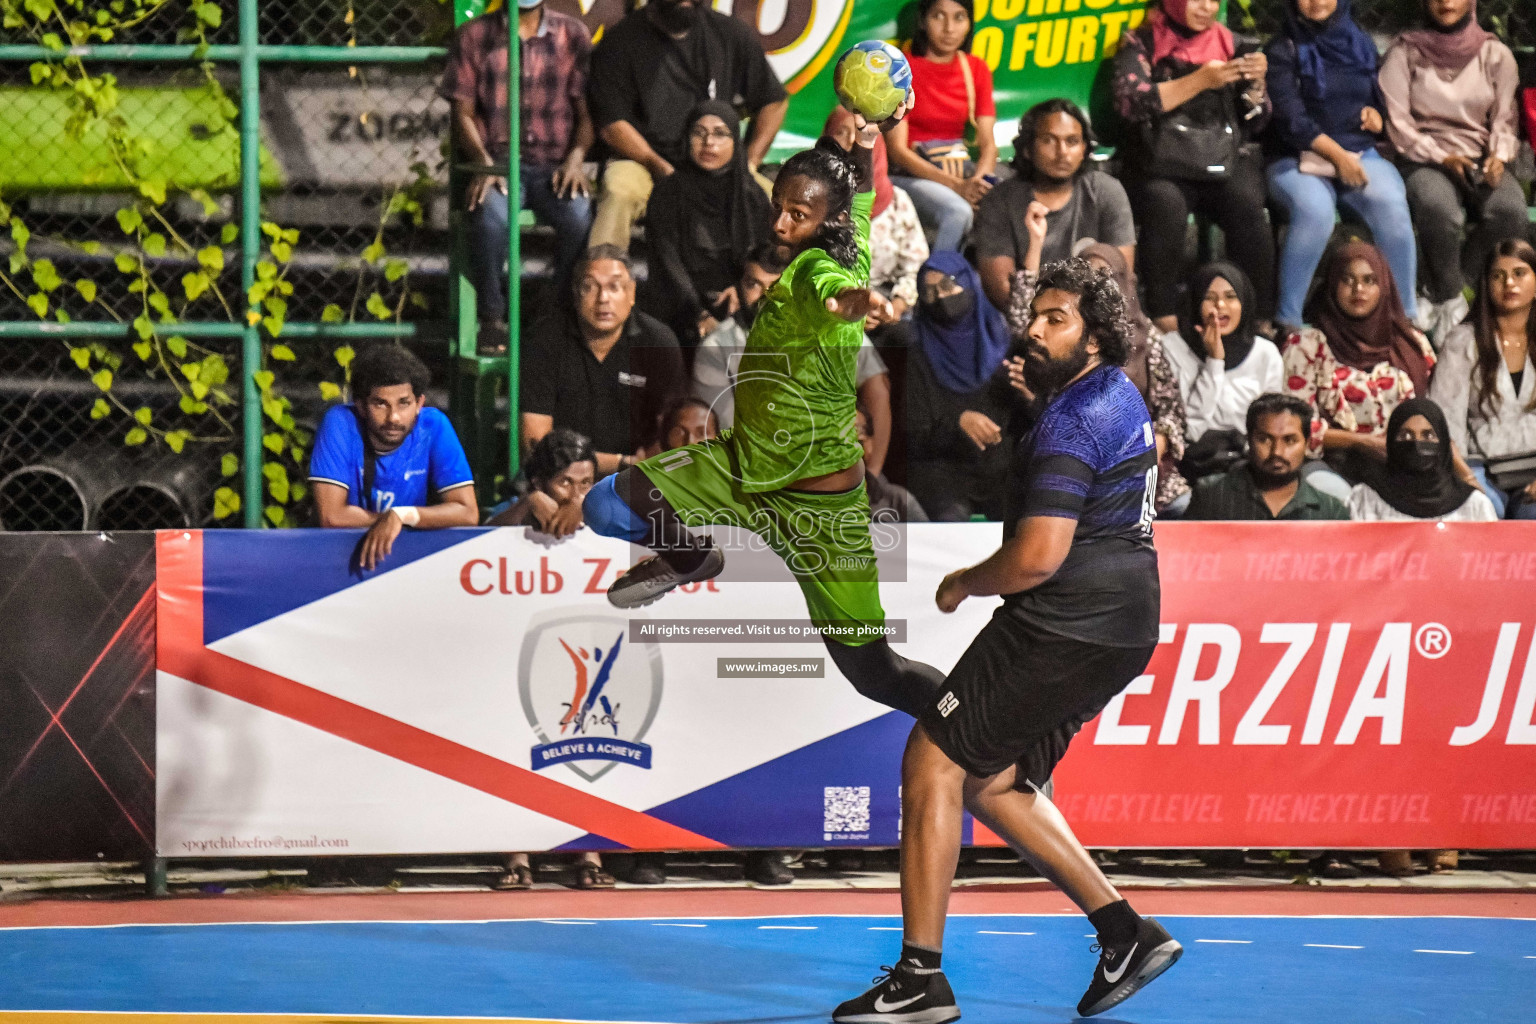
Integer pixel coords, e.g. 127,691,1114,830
1309,853,1361,879
1376,850,1415,877
573,862,615,889
1427,850,1459,874
493,864,533,890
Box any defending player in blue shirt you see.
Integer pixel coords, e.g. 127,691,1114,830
833,258,1179,1024
309,345,478,569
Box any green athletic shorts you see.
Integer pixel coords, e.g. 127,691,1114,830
635,432,887,647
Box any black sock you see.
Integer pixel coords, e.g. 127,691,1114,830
1088,899,1141,946
899,941,942,974
659,536,713,574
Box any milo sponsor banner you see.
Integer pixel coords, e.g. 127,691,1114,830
525,0,1151,155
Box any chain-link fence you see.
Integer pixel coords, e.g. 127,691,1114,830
0,0,464,530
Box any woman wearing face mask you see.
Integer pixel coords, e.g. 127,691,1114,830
1264,0,1417,331
1379,0,1523,345
905,251,1015,521
1112,0,1276,333
1162,262,1284,448
1348,398,1495,520
1429,239,1536,518
641,101,771,346
1282,240,1444,500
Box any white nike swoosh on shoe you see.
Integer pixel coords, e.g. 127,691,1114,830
1102,941,1138,984
873,992,927,1012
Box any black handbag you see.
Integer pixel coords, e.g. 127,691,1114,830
1142,100,1240,181
1180,428,1246,481
1485,450,1536,493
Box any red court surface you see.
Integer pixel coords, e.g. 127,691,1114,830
3,885,1532,928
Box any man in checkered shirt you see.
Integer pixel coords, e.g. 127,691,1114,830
441,0,594,324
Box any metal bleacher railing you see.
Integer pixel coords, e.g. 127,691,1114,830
0,0,518,531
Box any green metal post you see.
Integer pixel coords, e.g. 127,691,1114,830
239,0,262,528
507,5,521,483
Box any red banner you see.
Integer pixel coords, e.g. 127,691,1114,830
988,522,1536,849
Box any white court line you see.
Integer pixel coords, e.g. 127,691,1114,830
868,927,903,931
1415,949,1474,955
6,912,1532,932
978,930,1035,935
1305,944,1363,949
1196,939,1252,944
651,923,707,928
758,925,817,930
540,920,597,925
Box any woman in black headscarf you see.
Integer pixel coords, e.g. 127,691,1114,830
1160,262,1284,461
1346,397,1496,521
642,101,772,347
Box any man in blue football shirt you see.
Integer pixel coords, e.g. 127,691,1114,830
309,345,478,569
834,259,1179,1024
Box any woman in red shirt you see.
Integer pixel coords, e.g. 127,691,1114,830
888,0,998,251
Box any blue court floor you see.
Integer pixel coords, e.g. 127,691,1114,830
0,913,1529,1022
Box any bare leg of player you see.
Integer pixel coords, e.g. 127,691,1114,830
898,723,968,948
962,765,1119,914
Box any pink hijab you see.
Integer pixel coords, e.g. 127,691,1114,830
1398,0,1494,75
1149,0,1235,66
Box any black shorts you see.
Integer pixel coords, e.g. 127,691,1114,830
921,607,1157,790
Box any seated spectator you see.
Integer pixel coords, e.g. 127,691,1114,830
857,399,928,523
1081,243,1192,514
1348,398,1497,520
691,244,894,475
521,245,686,475
825,107,928,336
1162,262,1285,455
974,99,1136,313
653,396,719,456
1430,239,1536,518
642,101,771,347
1186,392,1349,519
309,345,478,571
1380,0,1524,344
888,0,997,251
585,0,786,250
441,0,594,324
1264,0,1417,329
906,252,1014,520
1112,0,1276,332
486,427,597,536
1283,240,1438,500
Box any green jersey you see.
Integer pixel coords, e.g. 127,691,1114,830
731,190,873,493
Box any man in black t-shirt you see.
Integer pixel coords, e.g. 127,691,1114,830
585,0,786,250
833,259,1179,1024
520,245,686,474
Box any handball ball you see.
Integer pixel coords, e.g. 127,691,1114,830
833,40,912,124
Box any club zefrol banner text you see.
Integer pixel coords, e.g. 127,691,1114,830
156,522,1536,855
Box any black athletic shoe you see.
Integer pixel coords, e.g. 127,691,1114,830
1076,916,1183,1018
833,963,960,1024
605,545,724,609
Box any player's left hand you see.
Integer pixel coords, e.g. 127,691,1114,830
827,287,892,323
936,568,969,613
359,508,405,571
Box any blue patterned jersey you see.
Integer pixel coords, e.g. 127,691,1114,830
1002,364,1160,646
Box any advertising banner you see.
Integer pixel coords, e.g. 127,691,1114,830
0,532,156,861
157,522,1536,855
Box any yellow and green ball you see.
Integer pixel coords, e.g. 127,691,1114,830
833,40,913,124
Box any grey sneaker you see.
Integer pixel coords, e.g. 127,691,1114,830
606,545,725,609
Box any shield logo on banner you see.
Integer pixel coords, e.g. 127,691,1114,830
517,609,663,783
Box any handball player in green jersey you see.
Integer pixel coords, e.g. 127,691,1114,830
581,94,945,717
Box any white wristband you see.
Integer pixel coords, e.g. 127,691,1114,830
391,505,421,527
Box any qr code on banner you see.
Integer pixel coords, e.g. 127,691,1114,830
823,785,870,838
